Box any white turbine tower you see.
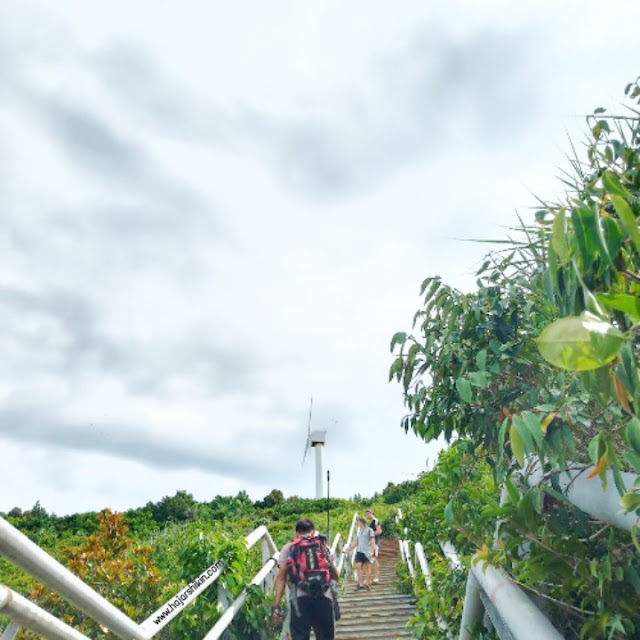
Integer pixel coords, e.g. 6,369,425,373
302,397,326,499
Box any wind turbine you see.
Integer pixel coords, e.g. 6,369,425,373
302,396,326,499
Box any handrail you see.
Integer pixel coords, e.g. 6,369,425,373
397,502,557,640
524,459,639,531
413,542,451,635
0,517,147,640
140,525,277,635
0,585,90,640
461,557,564,640
398,457,640,639
0,621,19,640
202,554,279,640
336,512,358,576
459,459,640,639
413,542,432,589
0,517,280,640
403,540,415,579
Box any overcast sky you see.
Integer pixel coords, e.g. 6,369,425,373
1,1,639,516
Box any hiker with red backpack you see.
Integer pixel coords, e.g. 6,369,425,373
272,518,340,640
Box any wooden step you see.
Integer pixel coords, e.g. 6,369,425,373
334,538,416,640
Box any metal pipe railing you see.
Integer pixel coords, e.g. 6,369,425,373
413,542,432,589
524,460,639,531
0,585,90,640
440,540,462,570
0,517,282,640
140,524,278,636
460,558,564,640
336,512,358,576
202,555,278,640
403,540,415,579
413,543,451,635
0,518,147,640
0,622,20,640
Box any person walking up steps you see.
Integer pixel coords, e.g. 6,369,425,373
365,509,382,584
272,518,339,640
344,517,375,590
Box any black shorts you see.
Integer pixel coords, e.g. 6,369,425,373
355,551,370,564
290,595,335,640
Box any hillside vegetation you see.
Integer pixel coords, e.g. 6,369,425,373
0,487,404,639
391,77,640,639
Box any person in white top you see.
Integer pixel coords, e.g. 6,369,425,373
365,509,382,583
344,517,375,590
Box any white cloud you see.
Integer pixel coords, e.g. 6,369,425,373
1,0,640,514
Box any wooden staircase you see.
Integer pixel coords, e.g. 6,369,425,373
334,539,416,639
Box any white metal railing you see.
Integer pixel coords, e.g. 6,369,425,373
524,459,639,531
0,621,20,640
336,512,358,580
396,501,562,640
0,517,280,640
459,458,640,640
0,586,90,640
460,558,563,640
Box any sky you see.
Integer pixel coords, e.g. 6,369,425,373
1,1,640,516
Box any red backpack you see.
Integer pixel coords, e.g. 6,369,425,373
286,535,332,597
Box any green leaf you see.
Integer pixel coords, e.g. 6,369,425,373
611,195,640,250
596,293,640,324
622,450,640,474
571,206,597,265
606,438,627,495
456,378,472,403
389,356,404,381
535,312,627,371
510,420,525,466
602,171,631,199
621,491,640,513
624,566,640,594
601,216,624,260
443,500,454,525
498,416,509,454
468,371,488,388
589,433,605,466
505,477,519,504
476,349,487,371
626,418,640,456
521,411,544,449
551,210,570,264
390,332,408,351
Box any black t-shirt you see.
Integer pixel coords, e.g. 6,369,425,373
368,518,381,543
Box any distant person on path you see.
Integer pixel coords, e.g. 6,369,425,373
365,509,382,583
273,518,339,640
345,516,375,590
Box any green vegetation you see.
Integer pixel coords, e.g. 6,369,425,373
0,490,401,639
391,77,640,639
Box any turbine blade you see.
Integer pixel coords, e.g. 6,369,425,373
302,436,311,466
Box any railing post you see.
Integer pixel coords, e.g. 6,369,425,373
0,585,91,640
0,518,146,640
459,572,483,640
468,559,564,640
403,541,415,579
262,538,275,591
0,622,20,640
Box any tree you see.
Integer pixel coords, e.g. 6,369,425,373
25,510,164,639
150,490,198,523
391,79,640,638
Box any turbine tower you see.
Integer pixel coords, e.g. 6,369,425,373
302,397,327,499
